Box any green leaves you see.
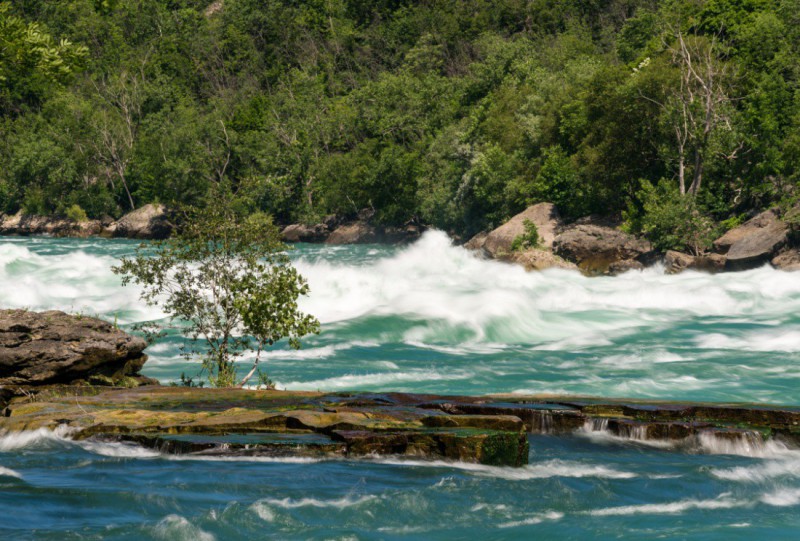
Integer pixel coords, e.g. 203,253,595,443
113,191,319,387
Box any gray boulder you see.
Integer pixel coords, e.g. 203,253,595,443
553,222,653,275
474,203,562,257
715,209,788,270
664,250,726,274
0,310,151,387
113,204,173,240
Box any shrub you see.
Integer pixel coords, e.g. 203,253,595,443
65,204,88,222
631,180,718,255
511,219,541,251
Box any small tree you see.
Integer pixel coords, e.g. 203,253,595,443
113,201,319,387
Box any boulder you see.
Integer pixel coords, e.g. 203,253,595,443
713,209,784,253
553,222,653,275
281,223,330,243
664,250,695,274
718,209,788,270
113,204,172,240
479,203,562,258
772,249,800,271
664,251,726,274
712,208,789,270
464,231,488,251
0,309,151,387
326,222,379,244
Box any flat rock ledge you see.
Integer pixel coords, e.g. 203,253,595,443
2,387,797,467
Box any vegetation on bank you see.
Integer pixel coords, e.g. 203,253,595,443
2,0,800,251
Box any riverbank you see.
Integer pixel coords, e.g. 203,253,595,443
4,202,799,275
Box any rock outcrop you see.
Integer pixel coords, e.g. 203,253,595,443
553,220,653,275
1,204,173,240
280,223,330,243
111,203,173,240
280,213,424,245
712,209,789,270
664,250,726,274
772,249,800,271
467,203,562,257
0,310,153,388
2,388,797,465
0,212,103,238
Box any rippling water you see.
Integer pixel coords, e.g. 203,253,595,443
1,233,799,539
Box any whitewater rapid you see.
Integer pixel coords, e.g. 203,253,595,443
1,232,799,402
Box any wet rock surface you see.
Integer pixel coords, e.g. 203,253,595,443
1,387,797,466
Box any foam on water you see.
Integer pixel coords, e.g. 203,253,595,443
0,426,74,451
3,232,800,401
0,466,22,479
152,515,216,541
255,495,377,510
760,488,800,507
588,493,747,516
369,458,637,479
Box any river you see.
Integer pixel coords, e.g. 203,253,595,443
1,232,799,539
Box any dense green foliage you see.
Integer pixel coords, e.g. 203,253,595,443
113,193,319,387
2,0,800,244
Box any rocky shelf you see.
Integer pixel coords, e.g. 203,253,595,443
1,387,798,467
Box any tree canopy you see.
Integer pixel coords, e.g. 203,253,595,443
113,194,319,387
1,0,799,245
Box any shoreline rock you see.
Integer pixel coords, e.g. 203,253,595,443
0,309,156,393
0,203,173,240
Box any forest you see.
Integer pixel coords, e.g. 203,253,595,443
2,0,799,251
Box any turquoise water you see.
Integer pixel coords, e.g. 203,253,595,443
1,233,800,539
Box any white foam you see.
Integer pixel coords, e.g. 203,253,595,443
76,440,160,458
499,511,564,528
254,495,376,510
713,455,800,482
370,458,635,479
0,466,22,479
152,515,216,541
0,426,74,451
588,493,747,516
760,488,800,507
698,432,795,458
279,368,471,391
696,329,800,353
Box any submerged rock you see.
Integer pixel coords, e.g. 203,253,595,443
0,309,152,389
